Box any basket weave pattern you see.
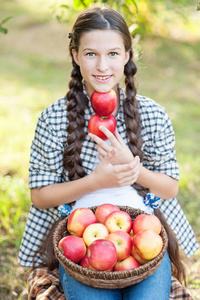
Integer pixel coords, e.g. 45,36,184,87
53,206,168,289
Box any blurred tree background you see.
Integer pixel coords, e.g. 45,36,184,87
0,0,200,299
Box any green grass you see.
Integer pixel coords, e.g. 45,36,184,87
0,0,200,299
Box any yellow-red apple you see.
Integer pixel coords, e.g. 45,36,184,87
106,230,132,261
83,223,109,246
95,203,120,224
59,235,86,263
132,229,163,260
105,211,132,233
114,255,140,271
67,208,97,237
87,239,117,271
131,244,149,265
132,214,161,235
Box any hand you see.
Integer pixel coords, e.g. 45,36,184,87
92,148,140,189
89,126,135,165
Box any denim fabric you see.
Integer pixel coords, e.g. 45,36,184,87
59,252,171,300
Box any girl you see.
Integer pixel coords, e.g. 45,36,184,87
18,6,198,299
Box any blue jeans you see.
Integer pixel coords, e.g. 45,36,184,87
59,252,171,300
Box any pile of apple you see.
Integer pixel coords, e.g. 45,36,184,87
59,204,163,272
88,90,117,140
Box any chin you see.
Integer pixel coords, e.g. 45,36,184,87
86,82,117,95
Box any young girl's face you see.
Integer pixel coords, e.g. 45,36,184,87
72,30,130,97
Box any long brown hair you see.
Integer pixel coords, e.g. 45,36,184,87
34,7,186,285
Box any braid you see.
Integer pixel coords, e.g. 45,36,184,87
124,50,149,197
63,63,88,181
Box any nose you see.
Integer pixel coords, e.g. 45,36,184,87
96,56,108,72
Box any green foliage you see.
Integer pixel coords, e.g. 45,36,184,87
50,0,200,38
0,175,29,248
0,16,12,34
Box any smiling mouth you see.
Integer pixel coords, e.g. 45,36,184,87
94,75,112,80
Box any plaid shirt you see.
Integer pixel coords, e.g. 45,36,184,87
18,85,198,267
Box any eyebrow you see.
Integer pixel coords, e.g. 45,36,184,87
83,47,122,52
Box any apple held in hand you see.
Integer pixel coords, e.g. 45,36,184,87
106,230,132,261
95,203,120,224
132,214,161,235
67,208,97,237
105,211,132,233
88,114,117,141
59,235,86,264
114,255,140,271
91,90,117,116
87,239,117,271
83,223,109,246
132,229,163,260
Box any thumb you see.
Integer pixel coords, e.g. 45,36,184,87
103,148,116,164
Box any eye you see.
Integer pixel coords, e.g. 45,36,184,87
86,52,95,57
109,52,118,57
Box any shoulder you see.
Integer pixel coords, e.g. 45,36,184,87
40,96,67,121
34,96,68,142
37,97,68,130
136,94,166,116
136,94,170,124
136,94,173,136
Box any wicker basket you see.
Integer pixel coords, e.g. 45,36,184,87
53,206,168,289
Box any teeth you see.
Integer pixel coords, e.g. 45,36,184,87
95,76,110,80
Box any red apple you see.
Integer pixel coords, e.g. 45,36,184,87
67,208,97,237
80,254,90,269
95,203,120,224
106,230,132,260
132,214,162,235
132,229,163,260
114,255,140,271
88,114,117,140
87,239,117,271
131,244,149,265
83,223,109,246
105,211,132,233
59,235,86,263
91,90,117,116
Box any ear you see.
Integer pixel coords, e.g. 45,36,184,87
124,50,130,65
72,49,80,66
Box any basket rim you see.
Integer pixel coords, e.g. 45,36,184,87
53,206,168,281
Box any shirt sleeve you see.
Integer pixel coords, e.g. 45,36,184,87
142,107,179,180
29,113,65,189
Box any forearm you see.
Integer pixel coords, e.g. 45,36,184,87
136,165,179,200
31,150,140,209
31,173,97,209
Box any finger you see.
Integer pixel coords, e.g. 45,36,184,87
114,130,126,146
97,145,111,157
115,172,139,186
113,161,136,173
99,126,121,149
98,153,104,161
89,132,113,152
103,148,117,164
